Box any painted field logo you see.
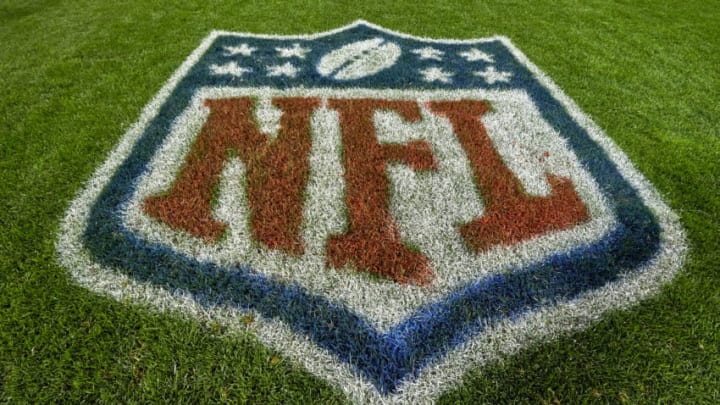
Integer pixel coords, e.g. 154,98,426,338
59,21,686,403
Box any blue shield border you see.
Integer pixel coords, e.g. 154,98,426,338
58,21,686,401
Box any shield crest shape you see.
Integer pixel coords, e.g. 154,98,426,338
58,21,686,403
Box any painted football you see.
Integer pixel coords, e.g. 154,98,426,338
317,37,401,80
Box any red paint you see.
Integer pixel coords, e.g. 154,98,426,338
325,98,437,285
428,100,589,251
144,95,588,284
143,97,320,254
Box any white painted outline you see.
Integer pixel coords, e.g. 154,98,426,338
57,20,686,404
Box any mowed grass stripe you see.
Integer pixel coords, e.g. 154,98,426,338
1,1,718,403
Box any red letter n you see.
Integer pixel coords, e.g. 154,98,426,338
143,97,320,255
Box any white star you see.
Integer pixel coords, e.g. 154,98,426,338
419,67,453,83
266,62,299,78
276,43,311,59
223,43,256,56
474,66,512,84
459,48,494,63
209,62,252,77
412,47,444,61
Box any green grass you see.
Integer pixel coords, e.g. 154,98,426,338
1,0,718,403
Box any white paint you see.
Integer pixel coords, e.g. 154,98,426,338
474,66,512,84
317,37,402,80
459,48,494,63
266,62,300,78
209,61,252,77
223,43,256,56
418,67,453,83
276,43,311,59
412,46,444,61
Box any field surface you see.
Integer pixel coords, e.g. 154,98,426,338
1,1,718,403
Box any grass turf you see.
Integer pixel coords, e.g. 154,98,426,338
1,0,718,403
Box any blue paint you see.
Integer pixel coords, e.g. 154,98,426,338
82,23,661,393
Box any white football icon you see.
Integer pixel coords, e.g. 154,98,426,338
317,37,401,80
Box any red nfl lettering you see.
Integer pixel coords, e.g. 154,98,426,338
144,96,589,284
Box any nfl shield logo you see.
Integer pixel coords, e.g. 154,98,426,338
58,21,686,403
